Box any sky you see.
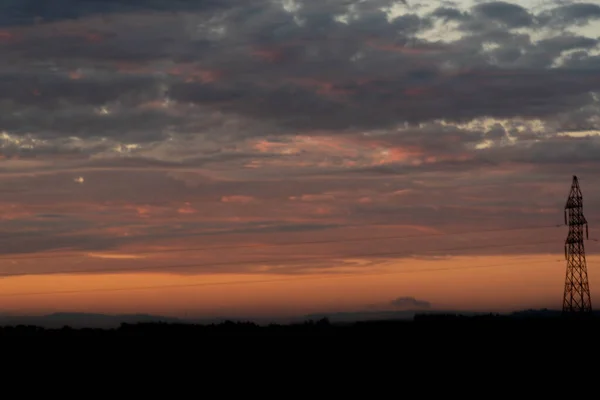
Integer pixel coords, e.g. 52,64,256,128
1,0,600,320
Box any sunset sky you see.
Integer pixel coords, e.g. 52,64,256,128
1,0,600,320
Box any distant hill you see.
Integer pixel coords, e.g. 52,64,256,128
509,309,600,318
0,312,184,329
0,312,299,328
2,312,600,337
303,309,485,323
1,308,598,329
0,310,476,328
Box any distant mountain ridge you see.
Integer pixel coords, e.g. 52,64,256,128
303,309,484,323
510,308,600,318
0,312,184,329
1,308,598,328
0,312,296,328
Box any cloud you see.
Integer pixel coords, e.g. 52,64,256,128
390,296,431,309
289,194,336,202
0,1,597,136
0,0,236,27
366,296,432,312
538,3,600,28
220,195,255,204
1,0,600,276
471,2,533,28
1,2,598,142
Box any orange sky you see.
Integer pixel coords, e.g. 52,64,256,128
1,253,597,318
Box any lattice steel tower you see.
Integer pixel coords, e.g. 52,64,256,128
563,175,592,314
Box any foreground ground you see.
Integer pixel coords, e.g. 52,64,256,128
2,313,599,336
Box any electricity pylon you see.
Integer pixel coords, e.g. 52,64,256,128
563,175,593,314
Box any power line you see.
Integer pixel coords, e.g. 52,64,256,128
0,237,559,278
0,257,561,298
0,223,564,262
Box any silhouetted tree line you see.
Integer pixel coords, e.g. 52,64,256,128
1,313,600,336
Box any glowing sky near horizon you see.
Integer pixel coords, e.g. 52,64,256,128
1,0,600,318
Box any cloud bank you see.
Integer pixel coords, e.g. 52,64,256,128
1,0,599,275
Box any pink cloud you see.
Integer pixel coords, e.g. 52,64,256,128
423,154,473,164
391,189,413,196
0,30,16,43
251,48,284,63
289,194,336,202
0,204,33,220
84,33,103,43
68,71,83,80
404,87,429,96
177,202,197,214
313,207,333,215
221,195,255,204
288,78,354,97
252,140,288,153
167,64,223,83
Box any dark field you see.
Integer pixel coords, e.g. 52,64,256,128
2,313,599,337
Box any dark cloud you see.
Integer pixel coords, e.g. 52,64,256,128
562,52,600,70
0,0,237,27
472,1,533,28
0,0,598,143
538,3,600,27
430,7,468,21
0,71,159,108
0,107,179,142
390,296,431,309
484,136,600,165
168,68,600,132
522,35,600,68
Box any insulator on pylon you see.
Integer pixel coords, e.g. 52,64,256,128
586,224,589,240
564,210,567,225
